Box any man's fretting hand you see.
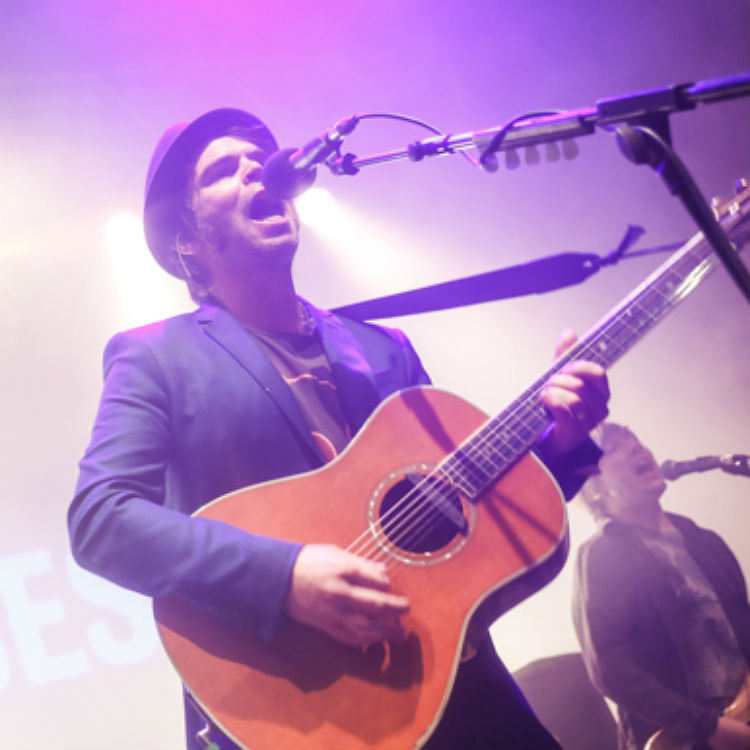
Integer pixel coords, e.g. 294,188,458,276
540,328,610,458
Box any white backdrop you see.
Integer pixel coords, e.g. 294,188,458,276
1,1,748,747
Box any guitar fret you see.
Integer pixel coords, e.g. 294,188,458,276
607,319,639,350
472,439,505,465
515,406,546,433
441,465,481,498
640,294,670,320
584,292,669,370
622,308,651,334
441,403,548,499
485,417,539,460
452,449,494,486
589,334,622,367
463,444,503,476
631,300,658,330
654,276,679,299
498,423,531,450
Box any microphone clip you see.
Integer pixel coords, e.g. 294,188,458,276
261,115,360,199
720,454,750,477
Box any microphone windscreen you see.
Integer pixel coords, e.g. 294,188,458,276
262,147,317,200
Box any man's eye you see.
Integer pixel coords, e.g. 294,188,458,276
203,159,238,185
209,168,233,183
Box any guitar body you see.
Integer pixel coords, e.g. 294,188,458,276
154,386,568,750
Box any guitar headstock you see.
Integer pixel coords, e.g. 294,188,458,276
712,177,750,251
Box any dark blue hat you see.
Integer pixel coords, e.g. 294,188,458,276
143,108,279,278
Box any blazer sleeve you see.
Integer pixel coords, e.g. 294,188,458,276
68,330,301,641
533,433,602,500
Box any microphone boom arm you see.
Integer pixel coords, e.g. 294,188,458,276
326,72,749,175
324,72,750,301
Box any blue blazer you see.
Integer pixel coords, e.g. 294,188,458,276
69,302,431,639
69,301,598,642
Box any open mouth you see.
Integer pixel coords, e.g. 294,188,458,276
248,192,286,221
634,459,655,475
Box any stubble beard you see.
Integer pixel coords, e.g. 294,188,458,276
200,218,299,279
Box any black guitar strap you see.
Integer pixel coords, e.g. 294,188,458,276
332,229,683,321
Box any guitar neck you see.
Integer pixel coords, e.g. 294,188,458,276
440,191,748,500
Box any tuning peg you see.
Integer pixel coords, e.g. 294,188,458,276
734,178,748,194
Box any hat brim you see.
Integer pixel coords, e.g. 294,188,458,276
143,108,279,278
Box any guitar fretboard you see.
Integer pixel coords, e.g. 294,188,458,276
438,196,747,500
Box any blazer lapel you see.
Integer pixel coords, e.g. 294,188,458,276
310,305,381,434
195,304,325,463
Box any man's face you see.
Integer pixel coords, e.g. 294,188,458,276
189,135,300,274
597,428,667,515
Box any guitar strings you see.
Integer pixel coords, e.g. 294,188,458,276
344,358,581,566
364,305,670,564
358,417,540,562
343,297,655,567
347,232,716,567
346,365,574,564
344,328,602,565
345,352,586,566
350,465,478,561
345,391,551,566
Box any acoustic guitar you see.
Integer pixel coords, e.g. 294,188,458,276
645,673,750,750
154,183,749,750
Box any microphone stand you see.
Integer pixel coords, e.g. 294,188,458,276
326,72,750,302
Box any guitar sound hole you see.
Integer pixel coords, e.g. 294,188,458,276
378,473,467,554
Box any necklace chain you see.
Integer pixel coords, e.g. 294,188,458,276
297,301,316,335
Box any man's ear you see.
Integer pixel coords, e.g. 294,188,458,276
175,235,211,286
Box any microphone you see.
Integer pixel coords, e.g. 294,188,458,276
660,455,750,480
262,115,359,199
